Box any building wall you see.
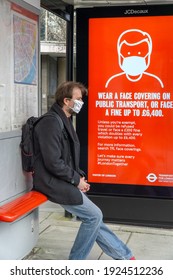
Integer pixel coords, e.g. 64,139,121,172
41,55,66,113
58,57,66,85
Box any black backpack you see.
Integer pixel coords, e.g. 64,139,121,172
20,112,64,173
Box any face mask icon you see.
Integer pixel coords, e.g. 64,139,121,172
121,54,148,76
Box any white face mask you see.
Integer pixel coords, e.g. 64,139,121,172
71,99,84,114
120,55,148,76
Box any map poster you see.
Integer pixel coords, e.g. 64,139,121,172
88,16,173,188
11,3,38,130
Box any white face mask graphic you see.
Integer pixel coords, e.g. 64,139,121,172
120,55,148,76
71,99,84,114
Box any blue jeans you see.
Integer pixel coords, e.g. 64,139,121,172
60,191,133,260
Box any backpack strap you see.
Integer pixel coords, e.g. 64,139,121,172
44,112,64,130
44,111,69,139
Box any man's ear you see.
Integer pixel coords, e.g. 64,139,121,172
63,97,70,106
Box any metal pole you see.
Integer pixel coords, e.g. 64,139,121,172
65,5,74,218
66,5,74,81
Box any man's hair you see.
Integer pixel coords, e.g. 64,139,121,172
55,81,87,107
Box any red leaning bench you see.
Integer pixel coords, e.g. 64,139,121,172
0,191,48,222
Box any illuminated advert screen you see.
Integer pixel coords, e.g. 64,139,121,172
76,5,173,199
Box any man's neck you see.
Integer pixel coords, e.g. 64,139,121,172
62,106,71,118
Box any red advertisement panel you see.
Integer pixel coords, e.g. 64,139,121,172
88,15,173,187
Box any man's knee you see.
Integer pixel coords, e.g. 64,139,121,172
90,206,103,224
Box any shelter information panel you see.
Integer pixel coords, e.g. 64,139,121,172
0,0,38,132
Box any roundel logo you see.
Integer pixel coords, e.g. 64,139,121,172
146,173,157,183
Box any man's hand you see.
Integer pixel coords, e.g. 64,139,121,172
77,177,90,193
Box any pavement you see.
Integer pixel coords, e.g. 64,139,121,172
25,201,173,260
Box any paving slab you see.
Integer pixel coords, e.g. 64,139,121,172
128,232,173,260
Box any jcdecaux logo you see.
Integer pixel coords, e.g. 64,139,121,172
124,9,149,15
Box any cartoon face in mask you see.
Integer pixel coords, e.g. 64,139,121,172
105,29,164,88
117,29,152,78
71,99,84,114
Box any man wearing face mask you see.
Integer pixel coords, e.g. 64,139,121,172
32,81,135,260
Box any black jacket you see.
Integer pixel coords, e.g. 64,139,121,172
33,103,84,205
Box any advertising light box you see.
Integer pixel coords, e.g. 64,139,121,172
76,5,173,199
